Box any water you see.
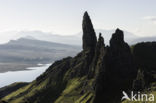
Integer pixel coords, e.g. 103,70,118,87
0,63,51,88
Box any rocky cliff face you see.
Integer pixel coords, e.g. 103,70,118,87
1,12,155,103
107,29,137,85
82,11,97,50
132,42,156,90
94,28,137,102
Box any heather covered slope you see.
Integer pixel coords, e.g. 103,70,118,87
0,12,156,103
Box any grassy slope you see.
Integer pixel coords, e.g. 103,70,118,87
54,77,94,103
1,76,94,103
1,56,95,103
2,77,51,103
0,82,28,99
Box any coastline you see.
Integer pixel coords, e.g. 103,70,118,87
0,62,51,73
0,63,38,73
0,63,51,88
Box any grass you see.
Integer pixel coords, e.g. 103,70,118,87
2,78,50,103
54,77,83,103
54,76,94,103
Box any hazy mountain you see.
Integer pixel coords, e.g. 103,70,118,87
0,37,81,64
131,36,156,44
0,38,81,72
16,31,82,46
16,29,138,46
17,29,156,46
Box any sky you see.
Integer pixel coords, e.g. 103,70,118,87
0,0,156,43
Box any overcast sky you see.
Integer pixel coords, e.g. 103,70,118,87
0,0,156,43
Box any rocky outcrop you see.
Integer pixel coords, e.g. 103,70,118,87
108,29,137,80
110,28,124,46
88,33,105,79
94,29,137,103
133,42,156,89
82,11,97,50
64,12,98,78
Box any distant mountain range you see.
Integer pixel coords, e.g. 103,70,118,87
15,31,82,46
0,38,81,72
14,29,156,45
131,36,156,44
0,37,81,64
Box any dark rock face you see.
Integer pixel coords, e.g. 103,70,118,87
94,29,137,103
108,29,137,79
88,33,105,79
82,11,97,50
133,69,145,91
110,28,124,46
133,42,156,89
64,12,98,78
97,33,105,47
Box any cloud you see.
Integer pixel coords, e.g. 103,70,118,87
143,16,156,24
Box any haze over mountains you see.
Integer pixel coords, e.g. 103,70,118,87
14,30,136,45
0,38,81,72
12,29,156,46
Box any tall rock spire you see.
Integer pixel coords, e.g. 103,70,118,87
82,11,97,50
110,28,124,46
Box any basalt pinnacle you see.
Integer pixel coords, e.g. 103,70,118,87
82,11,97,50
110,28,124,46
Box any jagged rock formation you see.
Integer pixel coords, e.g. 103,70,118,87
93,29,137,103
82,11,97,50
107,29,137,86
87,32,105,79
1,12,156,103
132,42,156,90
